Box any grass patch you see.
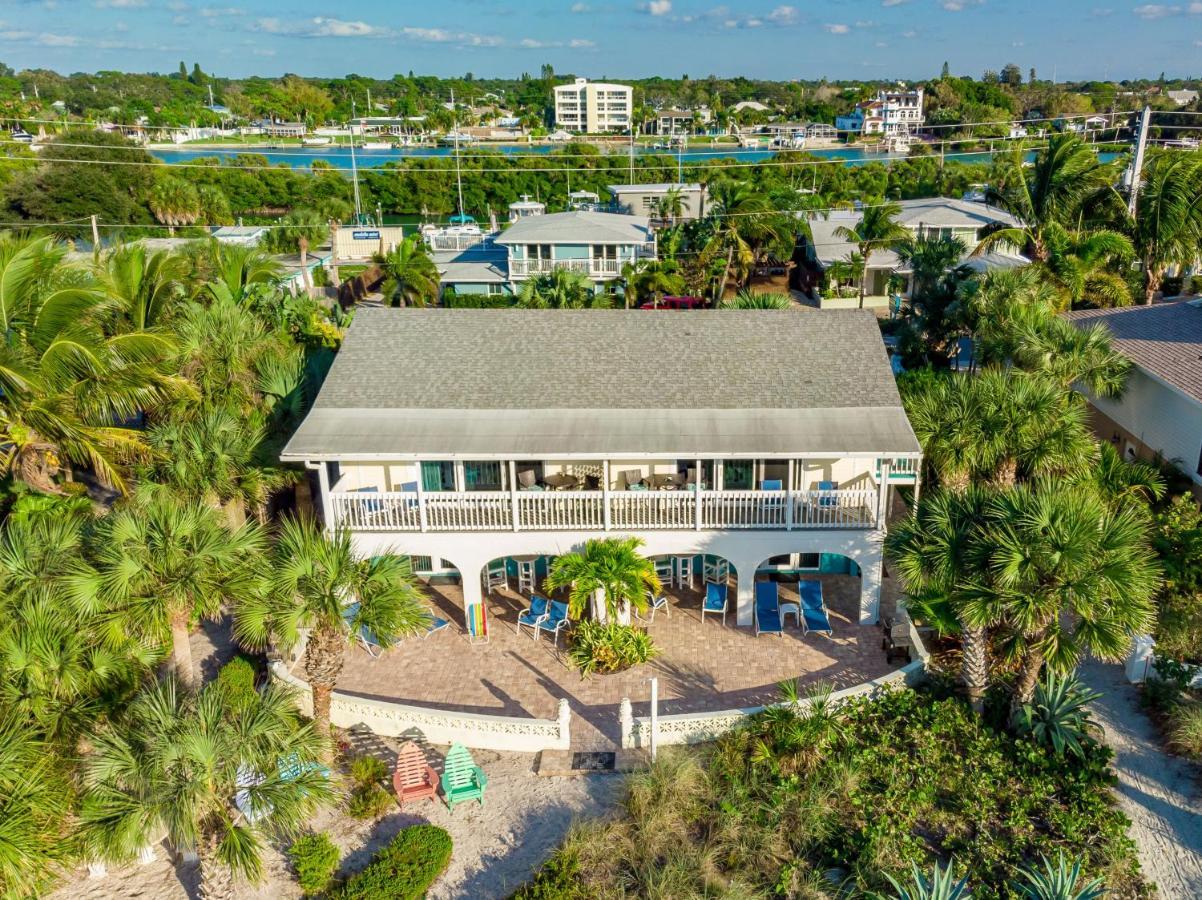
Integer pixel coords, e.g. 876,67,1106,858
515,681,1149,899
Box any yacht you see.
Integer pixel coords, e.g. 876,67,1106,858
301,136,332,146
361,141,393,150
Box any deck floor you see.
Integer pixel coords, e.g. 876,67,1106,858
329,573,901,749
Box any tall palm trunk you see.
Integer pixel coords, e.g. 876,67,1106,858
716,244,734,303
859,246,872,310
1143,267,1162,306
991,457,1018,488
961,623,989,713
170,609,196,689
198,833,235,900
1012,639,1046,713
303,624,345,761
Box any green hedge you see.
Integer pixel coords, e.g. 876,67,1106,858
333,825,452,900
288,832,341,895
215,656,257,715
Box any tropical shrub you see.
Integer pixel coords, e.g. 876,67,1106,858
567,621,658,676
346,754,392,820
333,825,452,900
349,754,389,787
1167,702,1202,759
882,860,971,899
1013,673,1101,759
288,832,341,895
1013,853,1105,899
215,656,258,715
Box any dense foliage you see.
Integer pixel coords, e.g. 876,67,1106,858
516,683,1147,899
567,621,659,676
288,832,342,896
333,825,453,900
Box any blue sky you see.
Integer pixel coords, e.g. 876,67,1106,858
0,1,1198,81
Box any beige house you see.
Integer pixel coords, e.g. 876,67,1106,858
553,78,633,133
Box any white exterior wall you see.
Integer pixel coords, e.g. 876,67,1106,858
1088,368,1202,485
346,527,887,627
554,79,633,132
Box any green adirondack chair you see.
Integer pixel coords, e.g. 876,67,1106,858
440,743,488,810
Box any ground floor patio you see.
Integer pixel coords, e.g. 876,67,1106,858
324,572,902,749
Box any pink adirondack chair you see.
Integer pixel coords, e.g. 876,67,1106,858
392,741,438,807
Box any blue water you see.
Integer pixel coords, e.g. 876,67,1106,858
151,143,1123,171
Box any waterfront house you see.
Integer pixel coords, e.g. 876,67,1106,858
431,210,657,297
607,183,707,221
1064,300,1202,495
553,78,633,133
281,308,921,634
653,107,712,135
801,197,1026,307
837,88,925,136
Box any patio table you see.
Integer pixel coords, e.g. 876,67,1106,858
779,601,801,628
645,473,682,490
543,473,581,490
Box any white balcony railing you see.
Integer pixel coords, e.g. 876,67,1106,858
327,488,879,533
425,233,489,252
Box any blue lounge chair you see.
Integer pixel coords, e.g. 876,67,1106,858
517,596,549,640
342,601,383,657
755,581,782,636
817,480,839,509
636,590,670,624
535,600,571,647
798,580,833,636
424,613,451,638
702,581,727,625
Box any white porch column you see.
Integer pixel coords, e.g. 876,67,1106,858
310,461,334,531
694,458,702,530
508,460,519,532
734,558,758,627
858,541,884,624
876,460,891,530
602,460,611,531
414,469,428,532
785,457,795,530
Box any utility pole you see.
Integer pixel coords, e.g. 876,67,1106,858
629,121,635,183
1126,106,1151,218
90,214,100,257
348,99,363,223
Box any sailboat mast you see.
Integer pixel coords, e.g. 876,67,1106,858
349,99,363,221
452,88,465,219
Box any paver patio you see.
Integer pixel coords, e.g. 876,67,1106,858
325,572,902,749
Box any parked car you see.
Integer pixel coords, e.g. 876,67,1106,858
639,295,706,310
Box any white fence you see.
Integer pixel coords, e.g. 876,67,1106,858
1125,635,1202,687
620,619,929,749
328,487,879,533
270,661,572,752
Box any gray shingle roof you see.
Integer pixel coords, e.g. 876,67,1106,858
1063,300,1202,403
494,211,652,245
432,248,509,284
282,309,919,459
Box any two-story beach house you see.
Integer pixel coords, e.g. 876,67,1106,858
281,308,922,638
836,88,925,136
801,196,1027,307
430,210,658,299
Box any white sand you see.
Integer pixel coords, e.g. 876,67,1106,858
49,748,620,900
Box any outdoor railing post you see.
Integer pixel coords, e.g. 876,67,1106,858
694,457,702,530
602,460,612,531
415,471,428,533
876,460,890,530
785,457,795,531
509,460,519,532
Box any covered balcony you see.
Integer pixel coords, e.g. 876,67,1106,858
324,457,917,534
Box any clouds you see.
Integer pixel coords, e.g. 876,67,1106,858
824,22,850,33
254,17,392,38
518,36,595,49
766,5,798,24
941,0,984,9
94,0,145,7
0,29,79,45
1129,2,1202,14
643,0,672,14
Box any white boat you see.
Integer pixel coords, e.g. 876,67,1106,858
302,137,331,146
885,134,912,153
1164,137,1200,150
361,141,393,150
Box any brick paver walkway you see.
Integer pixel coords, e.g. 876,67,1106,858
328,573,899,749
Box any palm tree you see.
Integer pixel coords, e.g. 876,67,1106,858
143,409,296,526
897,233,971,302
705,179,794,300
967,267,1062,368
886,487,1000,712
719,289,791,309
81,676,333,900
374,234,439,307
94,243,189,331
651,186,685,226
1010,315,1132,399
148,176,201,235
0,235,184,492
985,485,1161,707
517,268,612,308
87,487,267,689
1126,151,1202,304
978,133,1122,262
1042,222,1134,309
1013,853,1105,900
232,518,430,753
0,714,74,897
544,536,660,625
1077,441,1165,506
832,201,911,308
186,240,283,303
623,259,686,307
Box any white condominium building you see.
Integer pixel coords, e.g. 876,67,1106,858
554,78,633,133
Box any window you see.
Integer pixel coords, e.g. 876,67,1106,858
723,460,754,490
527,244,552,261
463,461,503,491
488,282,505,296
420,461,455,492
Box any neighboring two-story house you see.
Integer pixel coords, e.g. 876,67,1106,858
431,210,657,299
282,308,921,636
1064,300,1202,495
608,183,707,221
802,197,1027,306
837,88,925,136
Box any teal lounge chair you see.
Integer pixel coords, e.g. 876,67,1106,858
535,600,571,647
702,581,727,625
517,595,549,640
755,581,782,636
440,743,487,810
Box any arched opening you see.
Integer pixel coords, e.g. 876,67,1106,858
749,551,863,635
647,553,737,622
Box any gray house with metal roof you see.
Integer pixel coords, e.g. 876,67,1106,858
283,308,920,631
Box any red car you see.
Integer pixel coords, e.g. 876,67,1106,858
638,296,706,310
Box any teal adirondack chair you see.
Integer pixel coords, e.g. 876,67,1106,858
440,743,488,810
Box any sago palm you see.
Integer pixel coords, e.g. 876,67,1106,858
545,536,661,625
0,234,184,492
832,201,911,308
86,486,267,688
233,517,430,753
885,487,1000,712
985,485,1161,707
81,676,333,900
1127,150,1202,304
374,233,439,307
